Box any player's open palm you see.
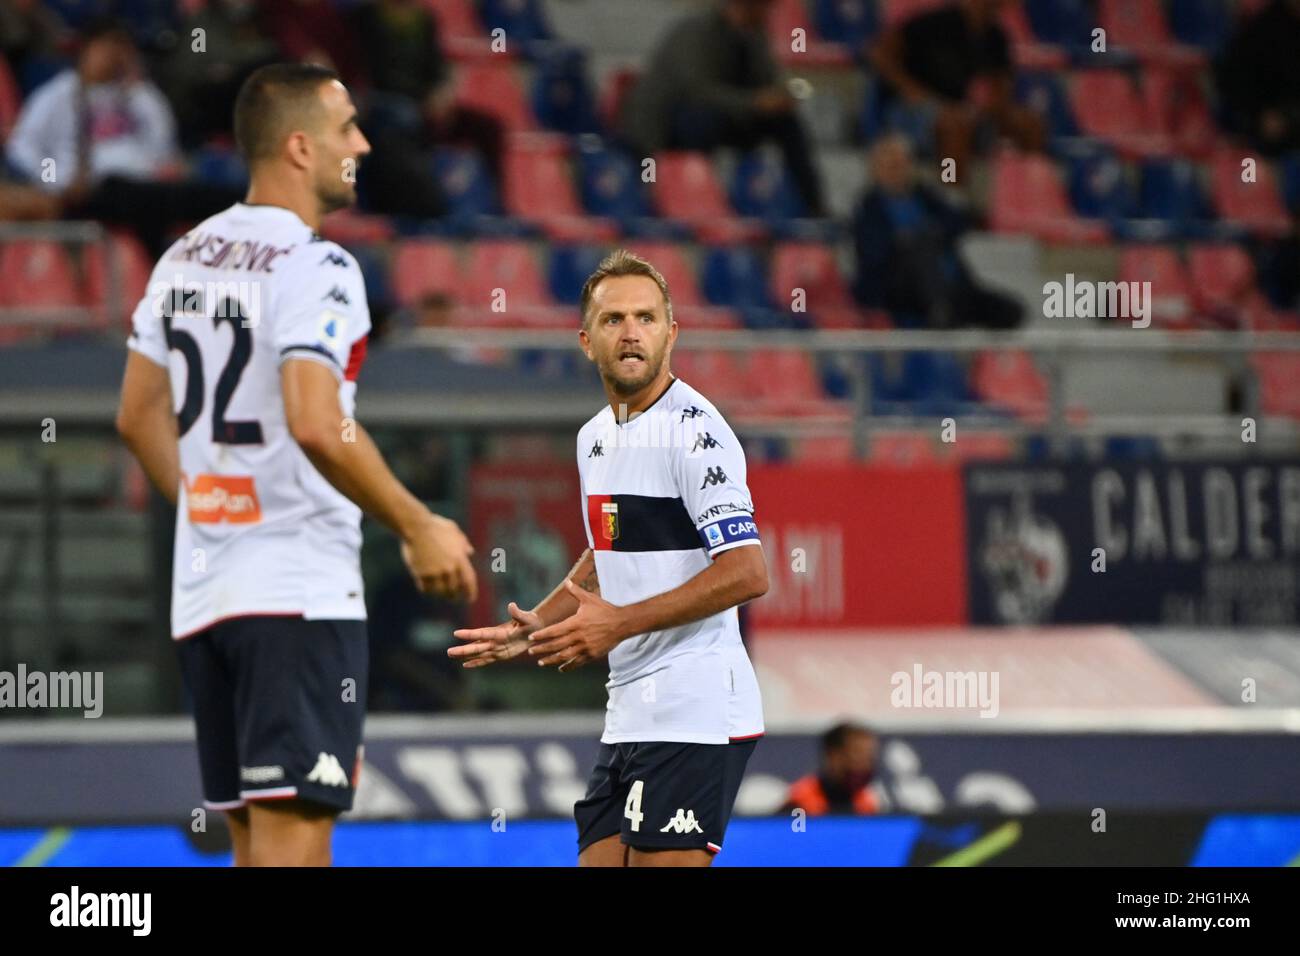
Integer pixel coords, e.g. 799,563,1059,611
450,602,540,667
402,514,478,603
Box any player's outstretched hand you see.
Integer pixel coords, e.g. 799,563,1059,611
449,602,540,668
402,513,478,603
528,580,624,672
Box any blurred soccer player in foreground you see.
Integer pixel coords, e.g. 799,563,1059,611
116,63,477,866
451,250,768,866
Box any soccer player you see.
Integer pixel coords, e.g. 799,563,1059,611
115,63,477,866
450,250,768,867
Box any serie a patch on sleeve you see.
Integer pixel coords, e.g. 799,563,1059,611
699,515,759,551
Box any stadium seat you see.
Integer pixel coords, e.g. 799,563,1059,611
616,241,739,328
1067,144,1136,223
1071,70,1174,158
1142,67,1216,158
1210,148,1292,237
1119,245,1193,326
746,350,838,413
391,239,461,307
576,140,669,235
423,0,493,59
1015,71,1077,139
503,141,617,242
671,350,749,404
0,55,19,140
1253,354,1300,418
790,435,857,463
650,152,762,243
1025,0,1095,55
989,150,1109,243
1281,153,1300,214
531,46,598,135
701,247,773,315
1097,0,1203,66
597,67,640,137
548,244,606,305
949,431,1016,462
1188,244,1257,316
767,0,852,66
454,62,535,130
868,431,940,466
813,0,880,54
1000,2,1068,69
769,241,863,329
479,0,553,56
879,0,948,28
319,209,396,245
193,141,249,190
730,151,806,223
1137,157,1216,238
1170,0,1231,55
971,350,1049,421
83,232,153,330
432,148,501,220
461,240,552,312
0,241,83,311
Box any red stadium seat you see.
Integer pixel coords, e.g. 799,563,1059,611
1211,148,1292,237
767,0,852,66
620,242,701,304
1142,67,1216,158
422,0,493,59
880,0,947,27
1097,0,1203,66
989,150,1109,243
671,350,750,404
320,209,395,245
391,239,461,307
651,152,762,243
1071,70,1174,158
999,2,1067,70
455,62,534,130
769,241,868,328
0,241,83,310
460,240,552,312
971,350,1048,421
502,142,617,242
0,55,19,140
1188,244,1256,315
83,232,154,331
790,436,856,462
598,67,640,134
1253,354,1300,418
746,349,828,410
1119,245,1193,327
949,430,1016,462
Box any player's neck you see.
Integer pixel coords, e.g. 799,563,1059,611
605,371,675,424
243,179,323,232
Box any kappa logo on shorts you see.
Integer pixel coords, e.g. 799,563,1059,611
305,752,350,788
659,808,704,834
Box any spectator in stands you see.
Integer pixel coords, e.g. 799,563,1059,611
258,0,364,88
619,0,827,216
350,0,505,190
1217,0,1300,156
782,722,882,816
852,133,1022,330
3,18,240,253
869,0,1042,171
161,0,280,149
6,17,178,193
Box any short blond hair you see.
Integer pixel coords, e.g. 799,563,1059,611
579,249,673,330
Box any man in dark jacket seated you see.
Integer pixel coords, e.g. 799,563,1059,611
852,134,1022,330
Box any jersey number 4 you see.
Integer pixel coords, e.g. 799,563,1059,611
163,293,264,444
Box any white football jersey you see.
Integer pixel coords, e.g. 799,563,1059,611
127,203,371,638
576,377,765,745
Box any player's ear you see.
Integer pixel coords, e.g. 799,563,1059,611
578,327,594,362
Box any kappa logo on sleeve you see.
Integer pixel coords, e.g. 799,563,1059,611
184,474,261,524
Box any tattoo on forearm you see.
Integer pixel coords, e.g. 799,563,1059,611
577,568,600,593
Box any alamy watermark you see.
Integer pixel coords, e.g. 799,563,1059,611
890,664,1000,718
1043,274,1151,329
0,664,103,718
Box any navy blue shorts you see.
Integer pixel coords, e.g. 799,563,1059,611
574,739,757,855
176,616,368,814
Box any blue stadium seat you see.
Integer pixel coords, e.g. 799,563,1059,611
730,151,805,222
347,244,393,317
701,247,775,328
431,147,500,219
113,0,182,51
575,140,684,237
548,244,606,305
1281,153,1300,215
1067,145,1135,222
1138,158,1216,238
1170,0,1231,55
1104,435,1162,459
813,0,880,55
531,46,598,135
44,0,100,30
479,0,553,56
1015,71,1077,139
1025,0,1095,57
193,143,249,191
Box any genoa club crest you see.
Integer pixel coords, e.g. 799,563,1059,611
601,502,619,542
